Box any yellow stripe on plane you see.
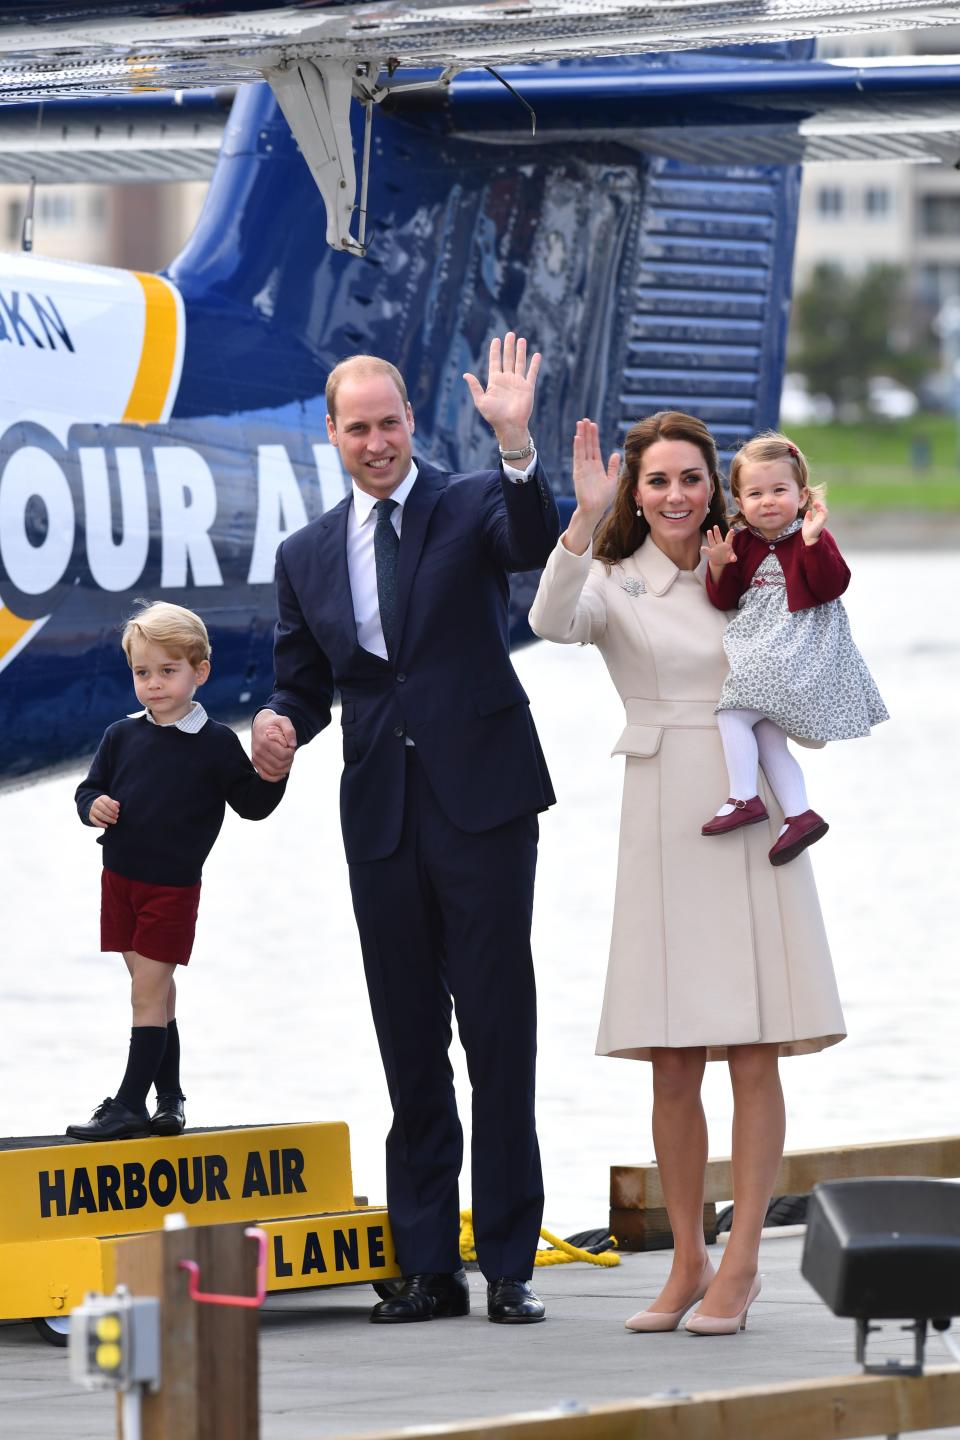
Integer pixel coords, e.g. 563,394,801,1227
122,272,180,425
0,605,41,673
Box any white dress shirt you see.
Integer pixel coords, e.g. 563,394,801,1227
129,701,208,732
346,453,538,660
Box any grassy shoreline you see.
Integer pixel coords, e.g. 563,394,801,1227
787,416,960,511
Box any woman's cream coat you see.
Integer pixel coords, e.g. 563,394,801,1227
529,536,846,1061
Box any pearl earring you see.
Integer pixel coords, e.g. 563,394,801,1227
636,506,643,518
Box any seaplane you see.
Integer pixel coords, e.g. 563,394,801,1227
4,1,960,786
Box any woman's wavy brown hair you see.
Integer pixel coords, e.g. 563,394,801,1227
593,410,728,567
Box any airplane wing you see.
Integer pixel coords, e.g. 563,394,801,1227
3,1,960,99
415,55,960,166
6,3,960,254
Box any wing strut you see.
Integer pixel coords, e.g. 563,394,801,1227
264,59,457,256
265,59,366,255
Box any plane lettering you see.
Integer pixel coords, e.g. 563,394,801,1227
0,290,74,352
36,1146,306,1218
0,429,347,615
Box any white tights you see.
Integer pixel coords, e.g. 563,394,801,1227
715,709,808,820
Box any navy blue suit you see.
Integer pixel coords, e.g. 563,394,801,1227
265,458,559,1279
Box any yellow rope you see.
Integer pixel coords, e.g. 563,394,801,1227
459,1209,620,1268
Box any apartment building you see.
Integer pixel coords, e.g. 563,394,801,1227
0,180,207,270
794,26,960,307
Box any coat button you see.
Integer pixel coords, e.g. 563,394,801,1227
396,672,406,683
769,544,775,550
393,725,404,738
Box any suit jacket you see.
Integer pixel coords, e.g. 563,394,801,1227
705,525,850,614
265,458,559,863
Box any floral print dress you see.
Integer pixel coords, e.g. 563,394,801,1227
717,519,889,742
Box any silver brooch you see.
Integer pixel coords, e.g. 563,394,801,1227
620,576,646,597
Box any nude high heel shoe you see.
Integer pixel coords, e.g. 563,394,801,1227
624,1256,715,1333
684,1272,761,1336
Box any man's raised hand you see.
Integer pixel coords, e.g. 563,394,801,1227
463,333,541,453
252,709,297,782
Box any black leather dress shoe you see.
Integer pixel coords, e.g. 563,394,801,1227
151,1091,186,1135
487,1277,546,1324
66,1097,152,1141
370,1269,470,1323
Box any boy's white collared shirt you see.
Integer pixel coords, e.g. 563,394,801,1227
128,701,208,733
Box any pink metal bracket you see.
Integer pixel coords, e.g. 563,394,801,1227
177,1226,268,1308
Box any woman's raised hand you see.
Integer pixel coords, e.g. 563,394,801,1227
573,418,620,518
802,497,828,546
563,419,620,555
700,525,737,570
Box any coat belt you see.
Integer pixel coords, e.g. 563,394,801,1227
623,698,718,728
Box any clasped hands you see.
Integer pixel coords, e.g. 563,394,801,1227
252,711,297,782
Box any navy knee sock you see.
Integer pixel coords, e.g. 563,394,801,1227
116,1026,167,1113
152,1018,182,1098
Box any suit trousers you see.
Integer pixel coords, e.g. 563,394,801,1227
348,748,544,1281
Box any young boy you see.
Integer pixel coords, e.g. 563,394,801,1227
69,601,285,1142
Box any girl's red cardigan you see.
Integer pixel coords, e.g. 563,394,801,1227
705,526,851,614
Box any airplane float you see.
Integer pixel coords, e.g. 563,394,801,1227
3,2,960,783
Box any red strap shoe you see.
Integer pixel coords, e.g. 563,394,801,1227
701,796,769,836
768,809,829,866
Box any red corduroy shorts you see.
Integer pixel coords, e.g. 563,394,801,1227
100,868,202,967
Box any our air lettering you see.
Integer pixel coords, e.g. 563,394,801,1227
148,1159,178,1207
204,1153,230,1201
242,1151,270,1199
177,1154,204,1204
282,1148,306,1195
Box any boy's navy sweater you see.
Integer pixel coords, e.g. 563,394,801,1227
75,716,286,886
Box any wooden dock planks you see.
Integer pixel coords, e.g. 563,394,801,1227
354,1366,960,1440
610,1134,960,1249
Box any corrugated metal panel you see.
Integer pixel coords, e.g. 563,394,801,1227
622,156,800,454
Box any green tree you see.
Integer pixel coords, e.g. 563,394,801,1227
789,262,933,412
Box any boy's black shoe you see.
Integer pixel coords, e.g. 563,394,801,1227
66,1097,151,1141
151,1092,186,1136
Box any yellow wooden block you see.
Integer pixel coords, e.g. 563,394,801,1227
1,1123,355,1245
0,1122,396,1320
0,1235,114,1320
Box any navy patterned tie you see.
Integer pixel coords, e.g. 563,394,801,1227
373,497,400,658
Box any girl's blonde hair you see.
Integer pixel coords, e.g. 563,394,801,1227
728,431,826,527
121,601,211,669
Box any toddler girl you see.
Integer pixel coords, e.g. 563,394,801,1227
701,432,887,865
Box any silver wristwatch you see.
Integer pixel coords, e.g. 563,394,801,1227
498,435,535,462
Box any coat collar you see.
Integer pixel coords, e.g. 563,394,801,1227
629,536,707,596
